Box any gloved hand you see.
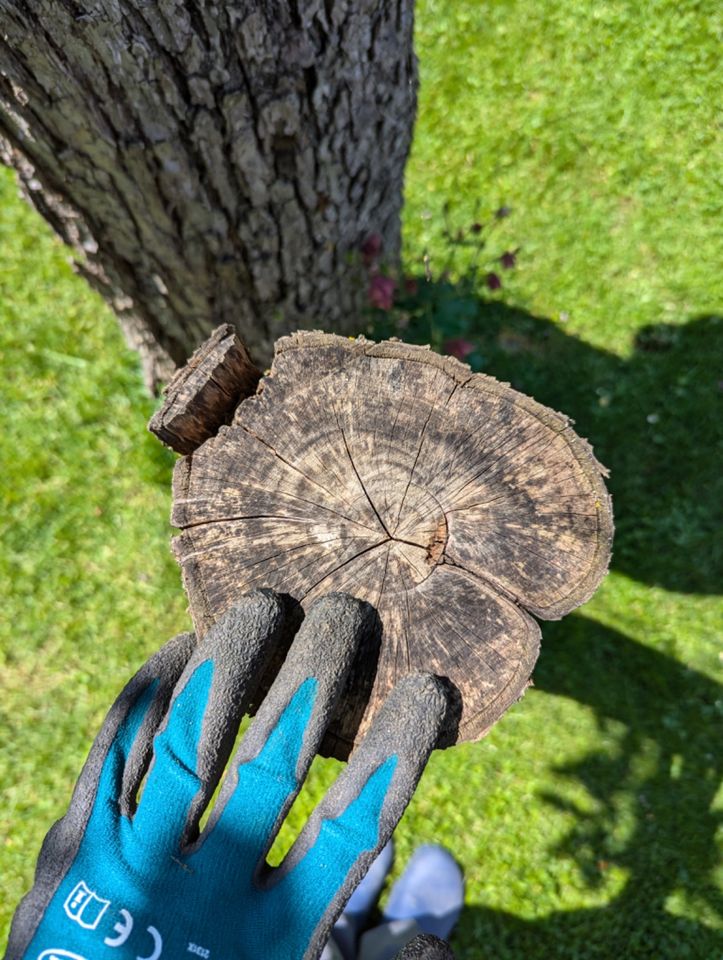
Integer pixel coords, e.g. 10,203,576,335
5,590,452,960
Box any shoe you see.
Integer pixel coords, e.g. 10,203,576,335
332,840,395,959
381,844,463,941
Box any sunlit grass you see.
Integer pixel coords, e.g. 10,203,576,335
1,0,721,955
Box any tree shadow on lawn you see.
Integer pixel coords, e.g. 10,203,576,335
372,298,722,595
369,293,721,954
452,615,722,959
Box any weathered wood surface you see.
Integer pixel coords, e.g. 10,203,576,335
149,324,261,455
0,1,418,390
171,331,614,757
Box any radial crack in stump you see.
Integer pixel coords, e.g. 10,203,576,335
169,330,613,758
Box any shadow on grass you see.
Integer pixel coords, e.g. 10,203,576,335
372,295,722,595
451,614,722,958
369,291,722,955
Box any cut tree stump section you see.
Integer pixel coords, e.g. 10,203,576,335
153,330,613,758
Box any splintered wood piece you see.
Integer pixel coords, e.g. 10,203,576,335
170,331,613,757
149,324,261,454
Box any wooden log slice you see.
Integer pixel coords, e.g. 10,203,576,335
171,331,613,758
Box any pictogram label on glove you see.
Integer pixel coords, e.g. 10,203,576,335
63,882,109,930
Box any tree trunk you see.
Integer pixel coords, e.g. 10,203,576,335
153,329,614,759
0,1,417,390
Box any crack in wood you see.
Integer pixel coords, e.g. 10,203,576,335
337,419,391,539
392,379,460,534
236,419,374,529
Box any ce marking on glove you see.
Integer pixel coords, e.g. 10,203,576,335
64,880,163,960
104,909,163,960
62,880,163,959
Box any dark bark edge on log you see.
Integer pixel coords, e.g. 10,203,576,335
148,324,261,455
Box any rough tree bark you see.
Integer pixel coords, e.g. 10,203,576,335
151,330,614,759
0,1,417,389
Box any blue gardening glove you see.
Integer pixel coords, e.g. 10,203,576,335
5,590,451,960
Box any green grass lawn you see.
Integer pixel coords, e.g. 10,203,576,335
1,0,721,956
